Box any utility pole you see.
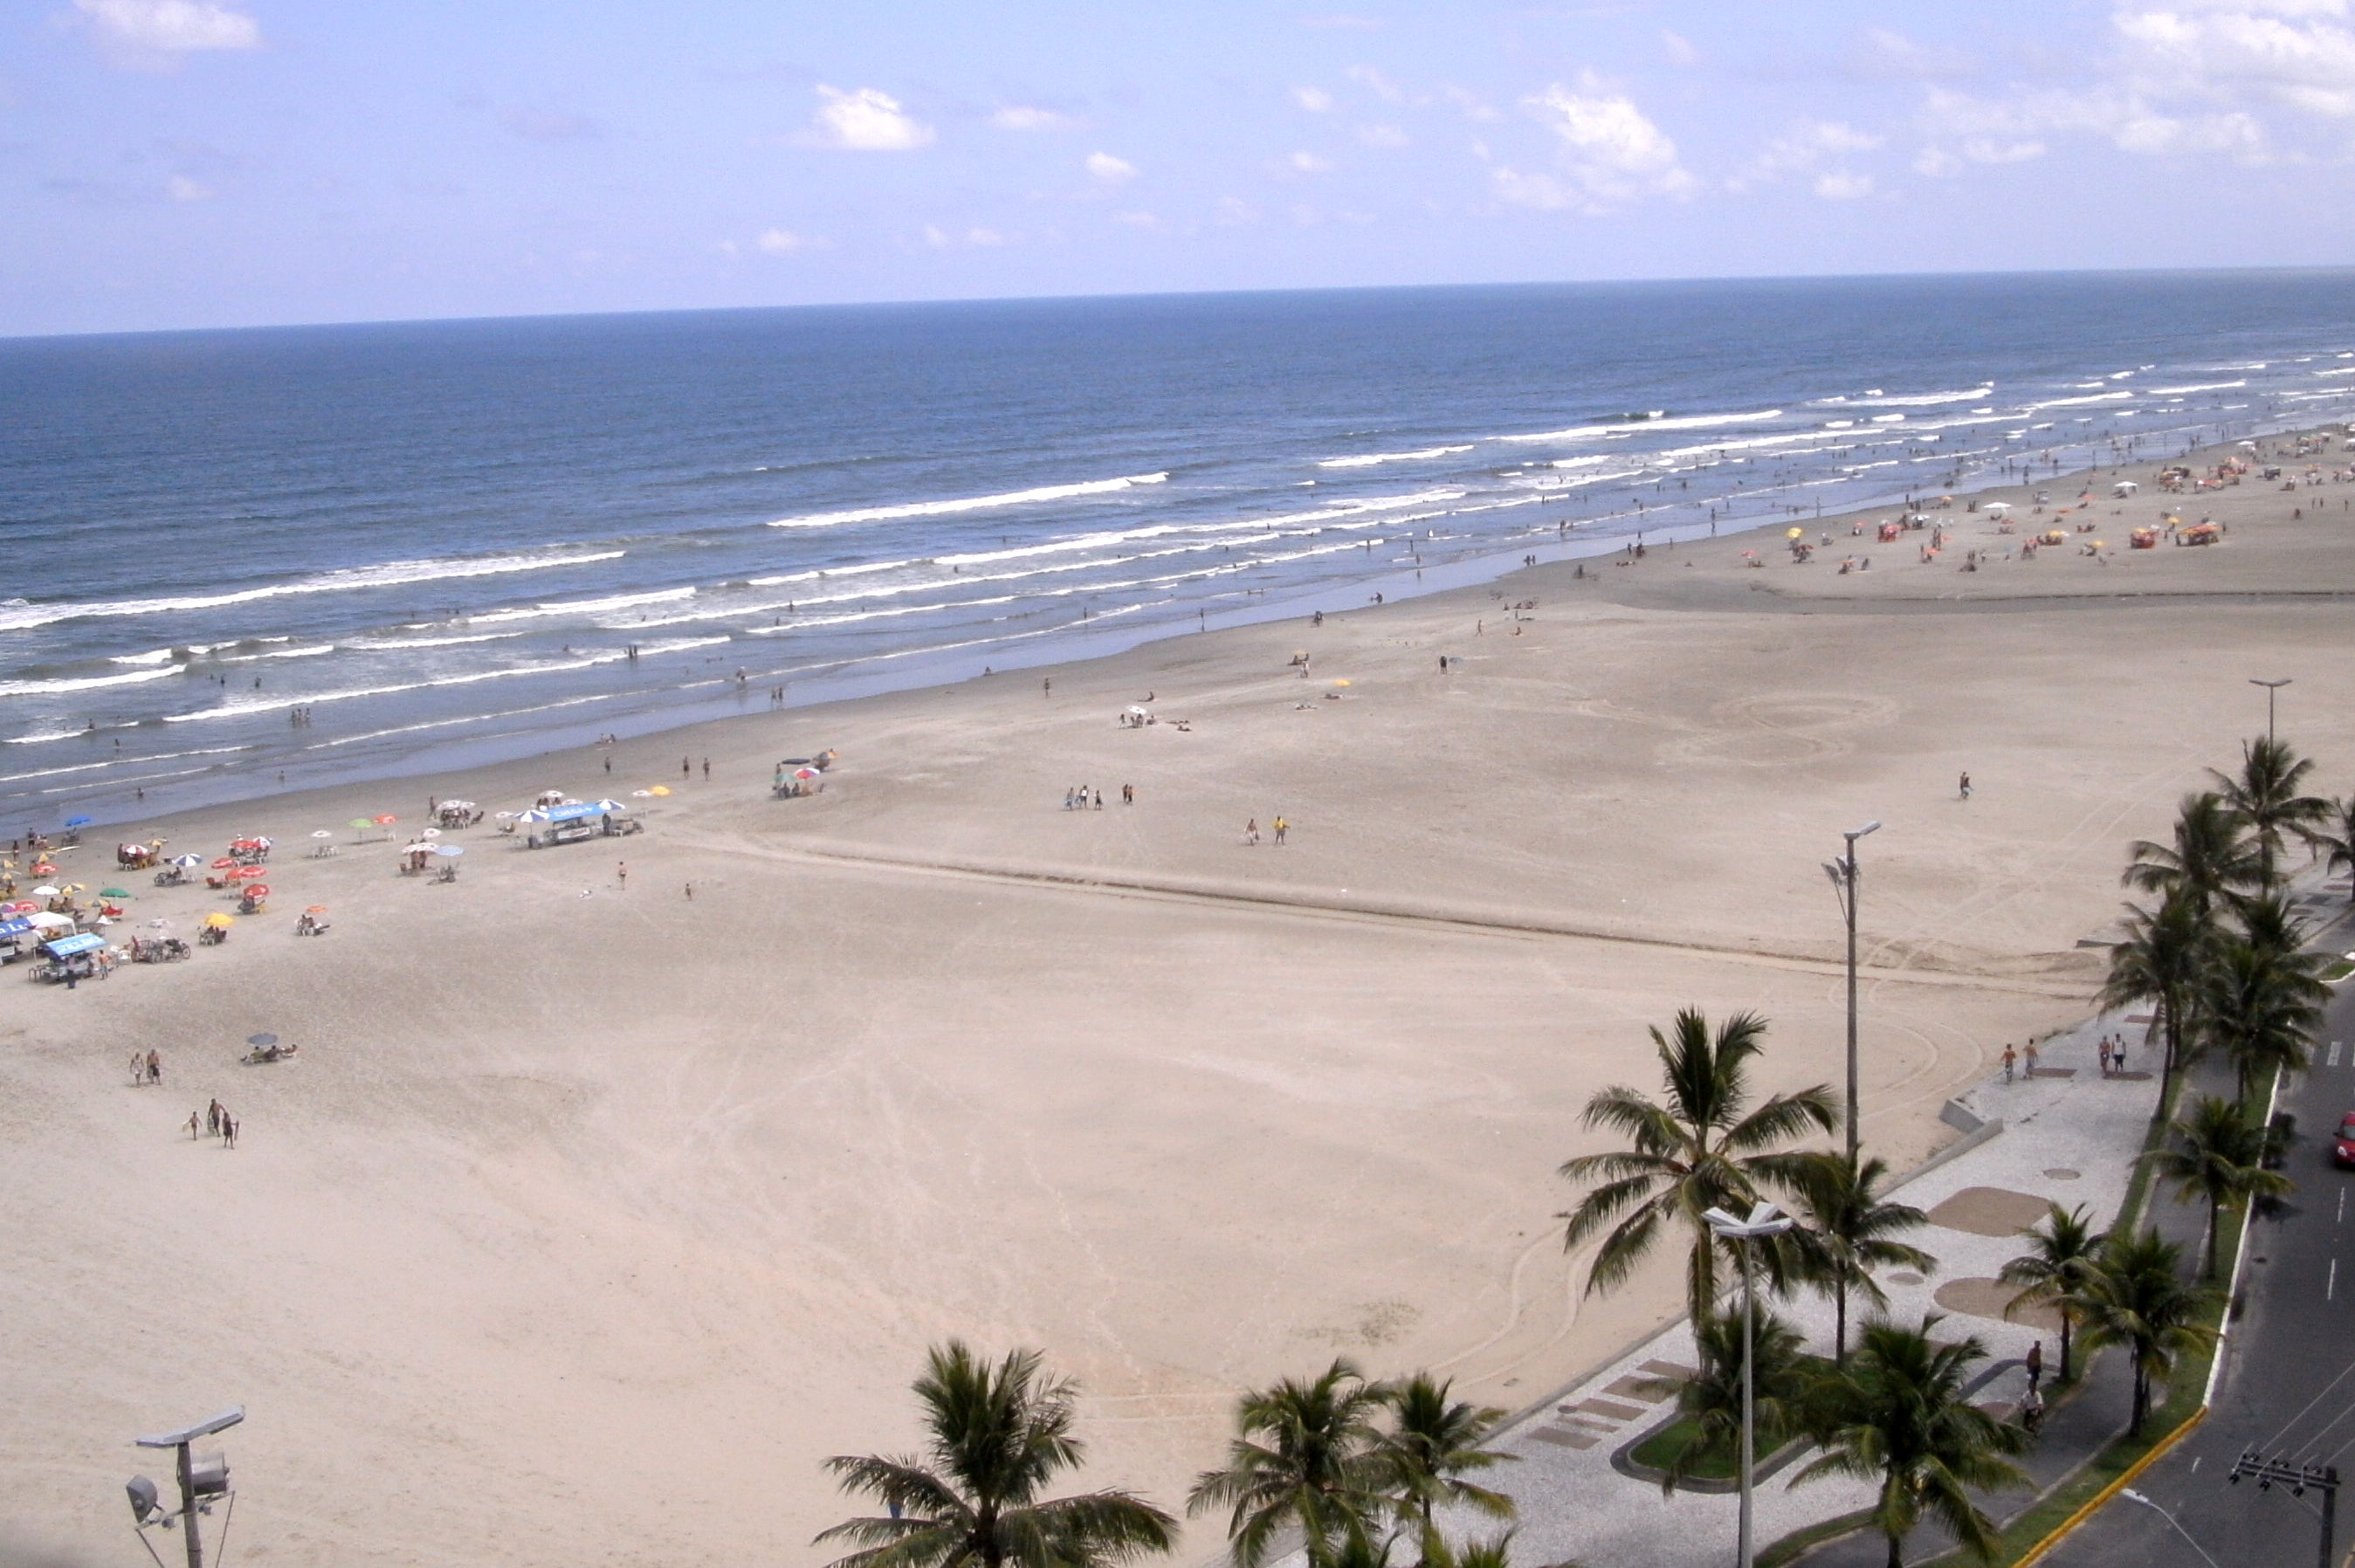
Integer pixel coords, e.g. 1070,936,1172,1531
2249,677,2290,745
128,1407,242,1568
2228,1449,2337,1568
1823,822,1881,1162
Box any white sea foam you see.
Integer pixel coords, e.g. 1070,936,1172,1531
0,664,190,698
466,588,698,626
0,744,247,784
1497,409,1782,444
109,649,180,666
216,643,337,664
343,631,529,651
2142,380,2248,395
0,548,628,633
1825,387,1993,409
2023,391,2135,410
768,472,1168,528
162,648,660,722
1316,445,1474,468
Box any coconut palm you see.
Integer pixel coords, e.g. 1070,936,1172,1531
1997,1203,2106,1384
1790,1316,2029,1568
1559,1008,1837,1328
2196,935,2328,1102
2122,792,2258,919
2097,893,2213,1087
1784,1152,1938,1366
1188,1358,1393,1568
2212,735,2331,890
816,1342,1177,1568
1635,1306,1809,1496
1374,1373,1515,1542
2151,1095,2295,1278
2076,1230,2221,1436
1414,1531,1528,1568
2303,794,2355,905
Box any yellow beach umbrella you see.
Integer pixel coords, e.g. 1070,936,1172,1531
203,912,234,929
1331,678,1352,687
1787,527,1804,539
649,785,672,796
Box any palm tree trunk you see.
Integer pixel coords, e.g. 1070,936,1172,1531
2058,1317,2073,1383
1835,1275,1849,1366
2207,1195,2222,1279
2130,1367,2148,1436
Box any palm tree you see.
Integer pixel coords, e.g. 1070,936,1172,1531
1635,1307,1809,1496
1784,1152,1938,1366
1374,1373,1515,1542
816,1342,1177,1568
1414,1531,1527,1568
2123,792,2257,919
2076,1230,2221,1436
1790,1316,2029,1568
2097,893,2212,1087
1559,1008,1837,1327
1188,1358,1393,1568
2196,935,2328,1102
2212,735,2331,890
1997,1203,2106,1384
2151,1095,2295,1278
2303,794,2355,905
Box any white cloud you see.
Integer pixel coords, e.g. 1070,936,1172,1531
923,224,949,247
1114,210,1166,230
1288,150,1334,173
1443,85,1499,122
1356,123,1408,148
166,174,213,201
72,0,258,66
1731,119,1884,189
966,226,1005,246
1912,146,1966,177
992,106,1073,132
1661,29,1696,65
1505,79,1694,212
1813,170,1874,199
1346,65,1408,103
1917,85,2269,163
2117,4,2355,118
1085,150,1137,182
799,86,933,152
1294,86,1336,113
757,227,816,255
1215,196,1261,225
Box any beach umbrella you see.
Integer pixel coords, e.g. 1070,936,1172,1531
203,913,234,928
433,844,465,857
211,856,238,869
492,810,516,820
793,767,821,781
230,865,267,881
244,884,270,897
305,905,327,914
1787,527,1804,538
247,1033,277,1048
649,785,671,796
30,862,55,876
630,790,652,798
100,887,131,898
1332,678,1352,687
65,815,92,829
172,853,204,867
311,829,333,840
373,815,397,826
421,827,441,838
31,885,59,897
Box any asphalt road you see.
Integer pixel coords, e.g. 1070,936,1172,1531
2043,951,2355,1568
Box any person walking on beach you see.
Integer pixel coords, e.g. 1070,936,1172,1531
1959,771,1973,801
185,1111,203,1140
146,1049,161,1086
1244,818,1260,847
2024,1041,2040,1077
616,862,627,890
684,882,693,901
130,1051,145,1087
1273,815,1288,845
223,1114,238,1150
208,1099,223,1137
1121,783,1133,805
1043,678,1051,698
2001,1043,2017,1083
682,757,691,777
702,757,711,780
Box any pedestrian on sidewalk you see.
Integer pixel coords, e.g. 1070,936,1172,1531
2020,1385,2045,1435
2024,1041,2040,1077
2026,1339,2045,1393
2002,1043,2017,1083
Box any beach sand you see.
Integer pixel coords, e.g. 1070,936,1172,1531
4,436,2351,1565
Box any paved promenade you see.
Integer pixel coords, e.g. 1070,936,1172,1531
1478,1008,2167,1568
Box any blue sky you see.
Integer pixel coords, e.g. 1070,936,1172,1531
6,1,2355,335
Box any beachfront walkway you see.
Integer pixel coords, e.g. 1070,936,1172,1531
1477,1008,2166,1568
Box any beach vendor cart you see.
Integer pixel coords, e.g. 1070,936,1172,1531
0,916,35,964
37,931,108,984
521,799,637,848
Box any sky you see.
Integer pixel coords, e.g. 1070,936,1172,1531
5,0,2355,336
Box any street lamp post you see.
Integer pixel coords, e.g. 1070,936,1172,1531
1822,822,1881,1163
2120,1489,2225,1568
2250,677,2291,744
127,1407,242,1568
1705,1202,1795,1568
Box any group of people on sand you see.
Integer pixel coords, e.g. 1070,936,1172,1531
127,1049,162,1087
1242,816,1289,847
183,1097,238,1149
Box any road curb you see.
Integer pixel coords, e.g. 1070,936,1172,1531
2013,1407,2207,1567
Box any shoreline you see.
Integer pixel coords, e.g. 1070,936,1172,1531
32,422,2325,836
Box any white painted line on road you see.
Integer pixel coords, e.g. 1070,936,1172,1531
2335,1040,2346,1068
2340,1186,2347,1225
2331,1258,2338,1302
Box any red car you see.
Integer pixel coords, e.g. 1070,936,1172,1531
2335,1114,2355,1168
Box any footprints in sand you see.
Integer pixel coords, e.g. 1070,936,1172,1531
1292,1298,1421,1349
1661,691,1902,767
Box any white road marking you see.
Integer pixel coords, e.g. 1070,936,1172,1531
2341,1186,2347,1225
2331,1259,2339,1302
2334,1040,2345,1068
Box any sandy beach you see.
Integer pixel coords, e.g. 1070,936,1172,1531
5,431,2352,1567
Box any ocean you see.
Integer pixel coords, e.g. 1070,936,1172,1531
5,269,2354,829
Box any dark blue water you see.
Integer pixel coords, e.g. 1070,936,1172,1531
5,271,2353,826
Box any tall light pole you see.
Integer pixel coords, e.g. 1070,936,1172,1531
128,1407,241,1568
2250,677,2290,744
1706,1202,1795,1568
1822,821,1881,1163
2120,1489,2225,1568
